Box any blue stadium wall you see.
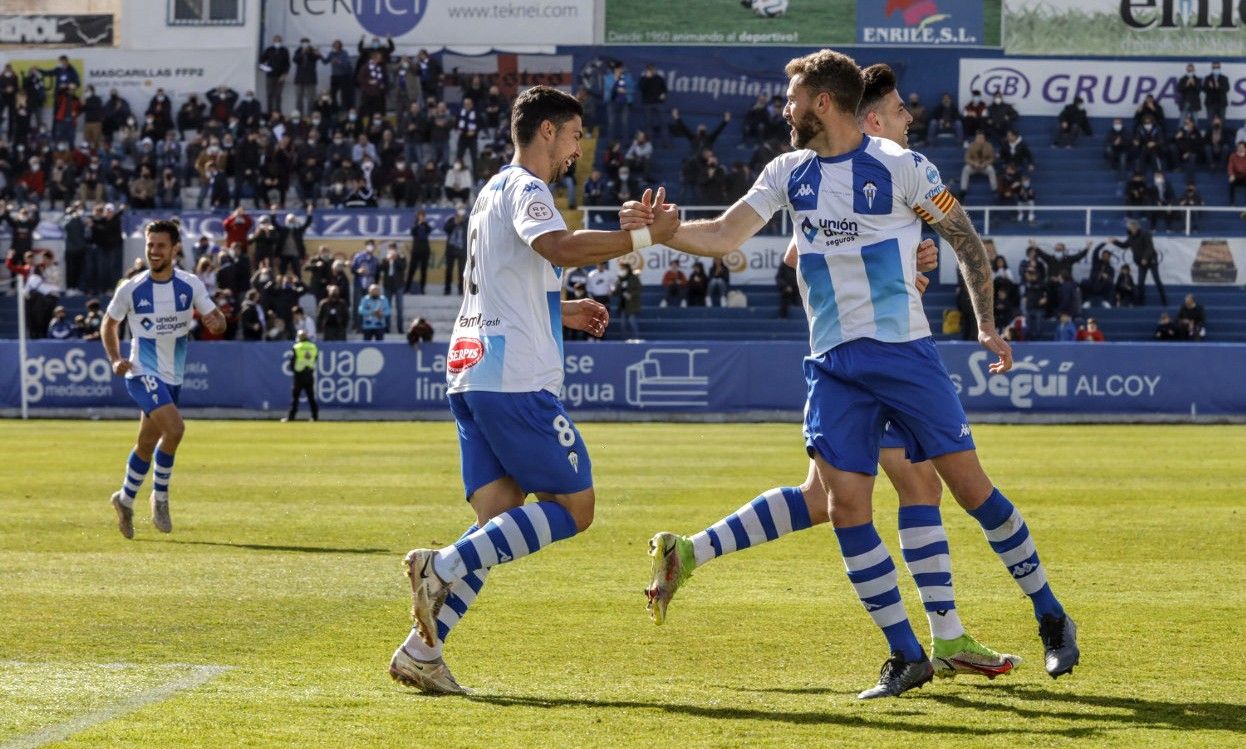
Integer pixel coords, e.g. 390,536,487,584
4,340,1244,420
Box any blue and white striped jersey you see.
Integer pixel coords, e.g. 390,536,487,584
744,135,957,355
106,269,215,386
446,165,567,396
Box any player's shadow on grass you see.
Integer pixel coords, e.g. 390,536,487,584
466,693,1098,738
143,539,393,555
920,683,1246,735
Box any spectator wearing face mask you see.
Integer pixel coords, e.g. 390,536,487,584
291,38,323,115
1177,62,1202,124
961,90,987,143
443,160,472,205
259,35,291,114
1055,97,1091,148
1104,118,1132,174
1147,171,1178,232
1203,62,1229,124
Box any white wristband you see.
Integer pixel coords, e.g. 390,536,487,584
629,226,653,251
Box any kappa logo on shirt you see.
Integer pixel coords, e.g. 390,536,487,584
522,181,542,193
795,183,815,198
136,298,152,308
526,202,554,221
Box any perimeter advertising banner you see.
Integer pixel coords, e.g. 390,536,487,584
4,340,1245,416
857,0,985,45
958,57,1246,119
0,48,255,105
1004,0,1246,57
936,236,1246,286
268,0,594,47
606,0,992,46
0,14,114,46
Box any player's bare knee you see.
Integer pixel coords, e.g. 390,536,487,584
800,479,830,525
572,505,594,532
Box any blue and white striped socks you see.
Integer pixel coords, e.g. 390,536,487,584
403,525,491,659
152,449,175,503
898,505,965,641
432,501,578,583
689,487,811,566
835,522,924,662
970,488,1064,621
117,450,150,508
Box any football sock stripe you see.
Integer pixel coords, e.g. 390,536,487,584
970,488,1064,621
898,505,965,640
690,487,812,566
836,521,925,662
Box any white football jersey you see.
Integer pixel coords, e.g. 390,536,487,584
106,269,216,385
446,165,567,395
744,135,956,356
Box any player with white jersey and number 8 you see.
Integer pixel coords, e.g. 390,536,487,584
102,219,225,539
390,85,680,694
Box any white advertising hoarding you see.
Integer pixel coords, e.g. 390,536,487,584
268,0,594,48
938,235,1246,286
958,58,1246,120
0,47,256,106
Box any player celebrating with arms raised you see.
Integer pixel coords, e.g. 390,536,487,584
390,85,679,694
102,219,224,539
626,50,1078,698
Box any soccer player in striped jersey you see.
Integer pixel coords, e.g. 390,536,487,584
625,51,1078,698
102,219,225,539
389,86,680,694
643,64,1022,685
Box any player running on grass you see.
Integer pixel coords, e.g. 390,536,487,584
390,85,680,694
640,64,1022,685
624,51,1078,699
102,219,224,539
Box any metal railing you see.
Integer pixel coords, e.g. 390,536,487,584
580,204,1245,237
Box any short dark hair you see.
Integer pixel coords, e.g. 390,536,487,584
784,49,863,116
511,85,583,147
145,218,181,246
857,63,898,119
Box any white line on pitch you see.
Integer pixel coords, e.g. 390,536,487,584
0,663,232,749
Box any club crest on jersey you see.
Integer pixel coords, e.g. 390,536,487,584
861,181,878,210
795,183,815,198
926,165,940,184
526,202,554,221
801,217,818,243
178,293,188,307
447,337,484,373
568,451,579,473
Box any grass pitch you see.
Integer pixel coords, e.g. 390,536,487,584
1,420,1245,748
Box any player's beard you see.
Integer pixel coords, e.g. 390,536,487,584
148,256,171,274
552,154,574,181
790,110,824,149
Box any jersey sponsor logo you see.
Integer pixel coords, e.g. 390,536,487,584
526,202,554,221
447,337,484,373
924,185,946,201
925,165,940,184
457,313,501,329
794,183,815,198
861,181,879,210
140,317,154,331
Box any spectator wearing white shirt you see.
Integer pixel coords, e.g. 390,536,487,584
586,261,616,307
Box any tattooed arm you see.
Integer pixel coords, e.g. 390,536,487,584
932,202,1014,373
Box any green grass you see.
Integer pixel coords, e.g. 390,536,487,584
604,0,1001,46
1004,7,1243,56
2,421,1245,747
